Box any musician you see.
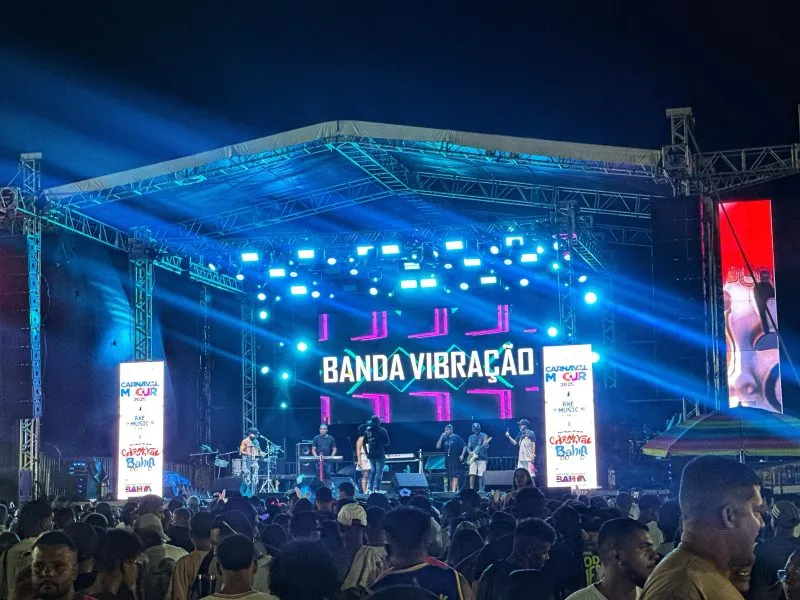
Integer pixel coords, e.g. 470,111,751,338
312,424,337,483
436,424,466,492
239,427,262,492
466,422,490,491
355,424,371,494
505,418,536,477
364,415,390,494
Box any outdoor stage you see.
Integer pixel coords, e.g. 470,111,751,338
0,108,797,502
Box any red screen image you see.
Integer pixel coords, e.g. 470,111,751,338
719,200,782,412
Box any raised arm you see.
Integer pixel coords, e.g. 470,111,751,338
505,429,518,446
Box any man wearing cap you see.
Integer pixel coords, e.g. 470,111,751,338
135,512,188,600
436,424,467,492
239,428,263,495
505,419,536,477
750,500,800,600
339,503,386,591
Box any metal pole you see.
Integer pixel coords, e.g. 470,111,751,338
130,228,154,361
241,299,257,433
198,287,212,446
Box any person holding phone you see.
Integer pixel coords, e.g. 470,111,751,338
436,424,466,492
505,419,536,479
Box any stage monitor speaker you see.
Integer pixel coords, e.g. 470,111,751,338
483,470,515,490
214,477,244,493
393,472,429,493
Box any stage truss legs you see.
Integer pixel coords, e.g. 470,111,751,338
555,196,578,341
130,227,154,361
241,299,257,434
602,278,617,389
198,287,212,446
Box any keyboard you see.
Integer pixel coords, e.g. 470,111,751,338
386,453,416,460
298,456,344,461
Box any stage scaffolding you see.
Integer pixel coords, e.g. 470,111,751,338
1,112,798,500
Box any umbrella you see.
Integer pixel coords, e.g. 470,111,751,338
642,406,800,459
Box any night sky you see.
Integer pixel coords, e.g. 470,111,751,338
1,1,798,185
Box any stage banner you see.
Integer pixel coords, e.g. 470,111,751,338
543,344,597,488
117,361,164,499
719,200,782,412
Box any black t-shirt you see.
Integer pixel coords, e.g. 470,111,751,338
515,430,536,443
365,426,390,459
443,434,466,459
312,434,336,456
543,542,584,597
477,558,553,600
750,537,800,594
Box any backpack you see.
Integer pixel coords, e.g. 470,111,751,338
187,552,216,600
144,557,177,600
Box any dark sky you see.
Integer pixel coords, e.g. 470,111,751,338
1,1,798,185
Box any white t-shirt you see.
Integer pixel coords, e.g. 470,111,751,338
519,436,535,463
202,591,275,600
566,584,609,600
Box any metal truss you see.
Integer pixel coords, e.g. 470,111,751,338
187,259,245,293
602,280,617,390
130,227,154,361
26,217,42,418
198,287,212,446
18,418,40,502
241,299,257,433
695,145,800,193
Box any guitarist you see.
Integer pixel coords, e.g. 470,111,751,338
466,422,490,491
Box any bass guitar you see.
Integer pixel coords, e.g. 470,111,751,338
467,436,493,465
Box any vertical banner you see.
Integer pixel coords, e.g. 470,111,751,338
719,200,782,412
543,344,597,488
117,361,164,499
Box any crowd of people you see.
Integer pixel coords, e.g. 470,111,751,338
0,456,798,599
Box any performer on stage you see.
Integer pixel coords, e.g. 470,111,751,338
312,424,337,483
436,424,466,492
466,422,490,491
355,424,371,494
239,428,262,493
505,418,536,477
364,415,390,493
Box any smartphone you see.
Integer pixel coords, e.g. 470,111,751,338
259,513,270,522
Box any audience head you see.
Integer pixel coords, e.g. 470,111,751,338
53,508,76,530
31,531,77,600
136,494,164,517
488,511,516,543
512,518,555,570
589,495,609,509
93,529,143,589
366,493,390,511
369,415,381,428
173,507,191,528
458,489,481,512
261,524,288,553
292,498,313,514
597,518,658,588
657,500,682,542
62,523,97,567
782,550,800,600
384,507,431,565
337,481,356,500
18,500,54,539
512,468,533,491
679,456,763,567
514,487,547,520
315,487,333,509
217,534,257,579
550,505,583,545
269,541,339,600
135,513,169,548
442,499,462,521
337,503,367,529
638,493,662,523
167,498,185,513
290,511,318,539
82,512,108,530
615,492,633,517
95,503,116,527
189,511,215,547
0,532,19,554
365,506,386,545
408,496,432,516
446,527,483,566
772,500,800,535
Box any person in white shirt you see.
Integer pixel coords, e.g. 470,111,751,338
202,534,276,600
636,494,665,549
505,419,536,476
566,518,658,600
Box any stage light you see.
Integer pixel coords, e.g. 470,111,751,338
432,249,440,258
275,296,282,302
311,290,321,299
503,258,513,266
444,263,453,270
519,278,529,287
236,273,245,281
584,291,598,305
356,245,374,256
329,293,335,299
553,241,559,250
505,236,524,247
257,292,267,301
280,401,288,409
564,253,571,261
348,257,356,263
296,341,309,352
547,326,559,338
489,245,500,255
520,253,538,263
241,252,260,263
369,287,378,296
349,268,359,276
578,275,588,283
400,279,418,289
420,277,437,288
480,275,498,285
404,262,420,271
290,285,308,295
551,262,560,271
411,253,419,260
258,310,269,320
208,262,216,271
326,257,337,266
591,351,601,364
445,240,464,250
297,249,315,259
371,276,379,282
459,282,469,291
260,366,270,375
381,244,400,255
269,268,286,278
463,258,481,267
536,245,545,254
280,371,290,381
279,342,285,347
289,271,298,278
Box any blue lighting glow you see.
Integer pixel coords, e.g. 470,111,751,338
445,240,464,250
297,249,315,259
369,287,378,296
296,341,309,352
258,310,269,320
591,351,601,364
584,291,598,305
326,257,337,266
519,278,529,287
503,258,513,266
236,273,245,281
459,282,469,291
356,245,374,256
311,290,321,299
547,326,559,338
505,236,524,247
480,275,498,285
463,258,481,267
241,252,260,263
551,262,560,271
208,262,216,271
520,253,538,263
381,244,400,255
280,371,290,381
536,245,545,254
444,263,453,270
290,285,308,295
280,401,288,409
289,271,298,278
257,292,267,301
489,245,500,255
553,241,560,250
349,268,359,276
420,277,437,288
400,280,418,289
578,275,588,283
404,262,421,271
564,253,571,262
260,365,270,374
269,268,286,278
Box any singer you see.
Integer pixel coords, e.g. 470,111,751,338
436,424,466,492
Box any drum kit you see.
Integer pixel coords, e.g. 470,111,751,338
192,437,284,493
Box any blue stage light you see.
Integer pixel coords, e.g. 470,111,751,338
553,241,559,250
489,245,500,255
480,275,498,285
369,287,378,296
400,279,418,289
296,341,309,352
289,271,298,278
241,252,260,263
311,290,321,299
257,292,267,301
280,371,290,381
536,245,545,254
519,278,529,287
420,278,437,289
505,236,524,247
381,244,400,255
459,282,469,291
445,240,464,250
275,296,282,302
349,268,359,276
463,258,481,267
503,258,513,266
356,245,374,256
260,366,270,375
551,262,560,271
290,285,308,295
236,273,245,281
443,263,453,270
326,257,337,266
297,249,315,259
547,326,559,338
404,262,420,271
520,253,538,263
208,262,216,271
280,401,288,409
584,291,598,305
258,310,269,320
591,351,601,364
578,275,588,283
269,268,286,278
564,253,571,262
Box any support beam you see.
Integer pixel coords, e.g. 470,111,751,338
241,299,257,433
198,287,212,447
18,418,40,502
602,280,617,390
130,227,154,361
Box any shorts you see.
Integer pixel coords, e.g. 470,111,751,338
358,452,371,471
469,460,487,477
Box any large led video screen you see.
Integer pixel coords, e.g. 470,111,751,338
719,200,782,412
318,304,542,423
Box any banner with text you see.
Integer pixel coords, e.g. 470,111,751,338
117,361,164,500
543,344,597,488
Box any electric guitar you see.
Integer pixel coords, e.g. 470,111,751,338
467,436,493,465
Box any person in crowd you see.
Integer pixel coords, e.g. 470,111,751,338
54,509,76,531
337,481,356,504
475,518,556,600
456,511,517,585
289,512,317,540
118,504,137,529
166,508,194,554
260,526,287,557
83,529,142,600
314,487,336,523
640,455,764,599
457,489,490,537
655,500,681,557
268,541,339,600
318,521,345,578
504,419,536,478
637,494,664,548
365,507,386,548
200,535,274,600
0,532,19,555
370,586,438,600
780,550,800,600
614,492,633,518
95,504,117,529
446,528,483,568
3,500,54,596
545,505,587,598
466,423,490,492
355,424,371,495
186,497,200,515
364,416,391,494
0,505,8,533
311,425,337,485
29,531,93,600
750,500,800,600
135,513,187,600
62,524,98,591
502,468,533,508
366,493,390,512
166,511,215,600
136,496,165,519
408,496,444,559
338,502,386,591
371,507,473,599
437,424,467,493
82,513,108,531
566,518,658,600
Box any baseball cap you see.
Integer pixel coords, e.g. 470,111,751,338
135,513,170,542
772,501,800,529
518,419,530,426
337,502,367,527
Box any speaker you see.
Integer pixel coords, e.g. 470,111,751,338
214,477,243,493
392,472,429,493
483,470,515,490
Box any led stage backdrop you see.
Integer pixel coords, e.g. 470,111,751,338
318,304,542,424
719,200,782,412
